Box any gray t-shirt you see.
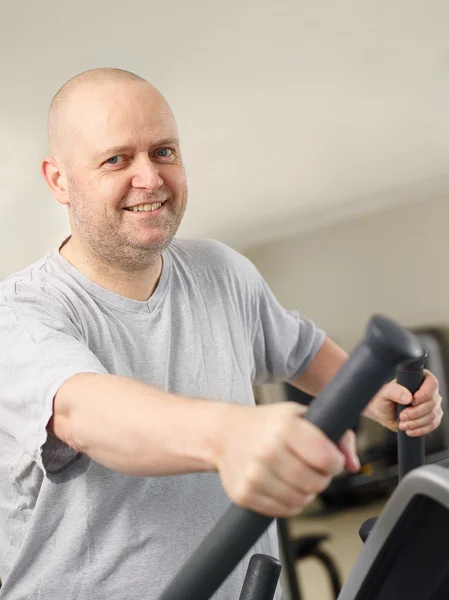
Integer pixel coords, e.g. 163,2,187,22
0,238,324,600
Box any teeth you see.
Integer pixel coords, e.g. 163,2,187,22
128,202,162,212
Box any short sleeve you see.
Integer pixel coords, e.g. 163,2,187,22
251,274,325,385
205,240,326,386
0,282,108,474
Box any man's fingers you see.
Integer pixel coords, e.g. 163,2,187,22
242,490,316,519
412,370,440,405
268,447,332,497
287,420,345,477
402,419,442,438
237,468,319,518
399,399,439,422
399,407,443,432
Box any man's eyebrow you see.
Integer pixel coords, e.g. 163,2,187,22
97,138,180,161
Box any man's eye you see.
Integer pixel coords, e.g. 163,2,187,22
155,148,173,158
106,155,124,165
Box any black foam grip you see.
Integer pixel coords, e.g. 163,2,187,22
396,353,427,480
159,315,423,600
238,554,281,600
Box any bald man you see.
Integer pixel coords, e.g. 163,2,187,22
0,68,442,599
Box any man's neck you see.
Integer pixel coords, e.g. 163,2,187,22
59,237,163,302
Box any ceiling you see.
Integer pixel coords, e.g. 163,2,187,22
1,0,448,270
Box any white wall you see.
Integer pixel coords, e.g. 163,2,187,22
245,196,449,352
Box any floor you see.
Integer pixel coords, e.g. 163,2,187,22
285,498,387,599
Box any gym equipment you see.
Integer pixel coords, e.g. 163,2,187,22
295,353,426,598
359,352,426,543
319,328,449,512
280,387,343,599
338,466,449,599
290,533,342,598
277,517,342,599
396,354,427,478
159,314,424,600
337,350,449,599
238,554,281,600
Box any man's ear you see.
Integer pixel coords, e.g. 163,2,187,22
41,156,70,206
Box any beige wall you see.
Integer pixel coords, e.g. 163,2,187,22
245,196,449,353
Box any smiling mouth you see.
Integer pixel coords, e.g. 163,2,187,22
124,201,164,212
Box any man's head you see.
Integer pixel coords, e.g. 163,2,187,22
42,68,187,272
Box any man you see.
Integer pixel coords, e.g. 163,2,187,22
0,68,442,599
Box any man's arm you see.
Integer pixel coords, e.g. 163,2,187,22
50,373,227,477
50,371,347,518
288,336,348,396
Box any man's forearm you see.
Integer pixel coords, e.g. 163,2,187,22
288,336,349,397
50,373,234,477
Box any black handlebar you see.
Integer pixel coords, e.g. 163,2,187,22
159,315,423,600
396,353,427,480
238,554,281,600
358,355,427,544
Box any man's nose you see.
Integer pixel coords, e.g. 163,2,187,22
131,157,163,191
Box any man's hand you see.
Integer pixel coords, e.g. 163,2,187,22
213,402,348,518
363,370,443,436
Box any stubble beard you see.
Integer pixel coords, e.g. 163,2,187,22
67,184,187,275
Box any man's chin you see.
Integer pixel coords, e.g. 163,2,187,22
130,229,176,252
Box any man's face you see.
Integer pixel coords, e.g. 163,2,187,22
63,81,187,269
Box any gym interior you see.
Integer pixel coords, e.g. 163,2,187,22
1,2,448,599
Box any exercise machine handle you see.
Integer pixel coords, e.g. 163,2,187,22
396,353,427,480
238,554,281,600
359,351,426,543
